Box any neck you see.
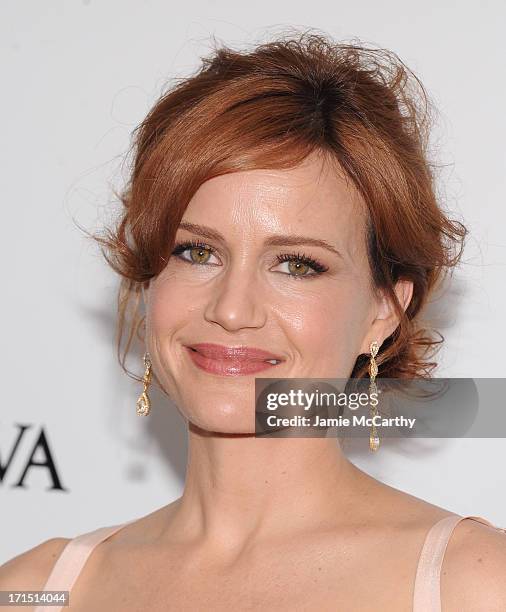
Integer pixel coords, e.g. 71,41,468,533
164,423,374,554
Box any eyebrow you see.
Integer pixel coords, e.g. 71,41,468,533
177,221,344,259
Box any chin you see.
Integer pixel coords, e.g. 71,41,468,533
189,414,256,435
182,398,257,435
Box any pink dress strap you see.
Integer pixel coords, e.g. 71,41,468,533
33,520,133,612
412,514,506,612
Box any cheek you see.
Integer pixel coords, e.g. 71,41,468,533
146,273,199,333
272,282,371,374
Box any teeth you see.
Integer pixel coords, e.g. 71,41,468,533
265,359,280,365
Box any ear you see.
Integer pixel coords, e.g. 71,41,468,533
359,279,413,355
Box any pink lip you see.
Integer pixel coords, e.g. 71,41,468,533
184,343,284,376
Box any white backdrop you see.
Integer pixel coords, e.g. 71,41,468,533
1,1,505,564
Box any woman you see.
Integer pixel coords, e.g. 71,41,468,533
2,31,506,611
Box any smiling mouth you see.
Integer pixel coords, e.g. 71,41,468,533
187,346,282,365
184,345,284,376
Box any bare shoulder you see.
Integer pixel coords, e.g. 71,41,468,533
0,537,70,591
442,518,506,611
355,465,458,527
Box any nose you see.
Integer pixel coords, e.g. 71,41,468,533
203,264,267,332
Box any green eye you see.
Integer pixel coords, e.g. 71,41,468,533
171,241,329,280
189,246,212,264
287,260,311,276
276,252,328,278
172,240,218,265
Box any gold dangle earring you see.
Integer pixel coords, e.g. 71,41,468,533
136,352,152,416
368,341,380,451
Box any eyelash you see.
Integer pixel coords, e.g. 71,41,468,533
171,239,329,279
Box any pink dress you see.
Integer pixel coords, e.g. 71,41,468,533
33,514,506,611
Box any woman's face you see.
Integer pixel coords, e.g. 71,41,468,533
145,153,399,433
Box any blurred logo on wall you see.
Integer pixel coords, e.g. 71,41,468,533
0,424,68,491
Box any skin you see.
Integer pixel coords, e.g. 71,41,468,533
140,151,413,544
145,151,408,434
2,151,506,611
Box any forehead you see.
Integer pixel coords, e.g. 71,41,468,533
183,154,367,257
